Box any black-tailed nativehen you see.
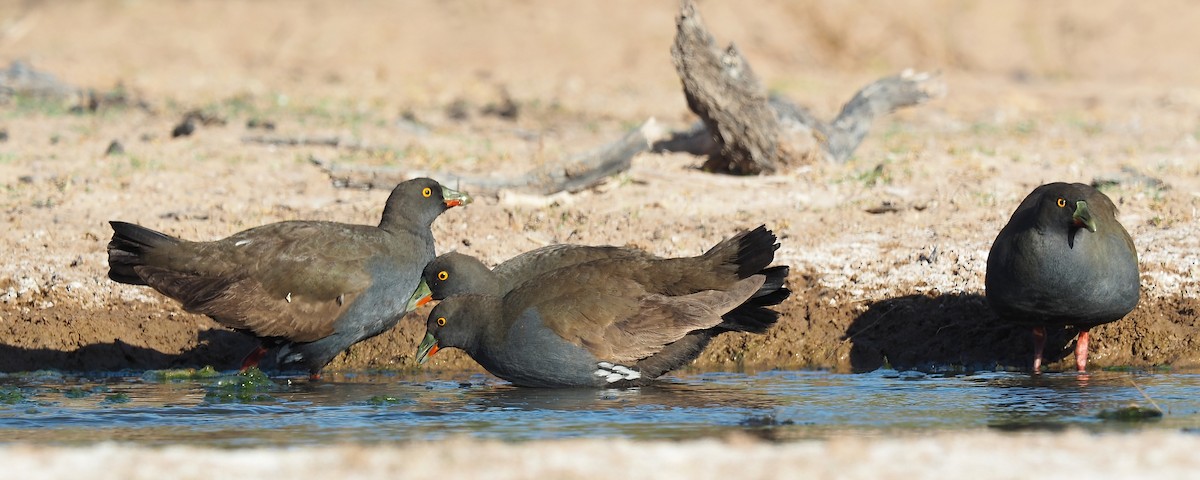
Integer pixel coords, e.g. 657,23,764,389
107,178,469,376
986,182,1139,372
415,226,789,387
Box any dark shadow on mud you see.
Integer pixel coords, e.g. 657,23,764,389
0,329,256,373
845,293,1079,373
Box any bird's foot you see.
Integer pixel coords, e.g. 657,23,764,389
1031,327,1047,374
239,345,269,372
1075,330,1090,372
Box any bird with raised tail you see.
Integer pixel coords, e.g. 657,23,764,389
413,226,790,388
986,182,1140,373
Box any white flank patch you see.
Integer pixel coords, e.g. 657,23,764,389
285,292,292,303
278,346,303,364
235,239,252,246
595,362,641,382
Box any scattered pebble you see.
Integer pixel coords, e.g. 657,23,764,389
445,99,470,121
171,119,196,138
481,87,519,120
247,118,276,131
172,110,226,138
105,140,124,156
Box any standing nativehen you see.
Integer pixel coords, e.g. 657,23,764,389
986,182,1139,372
107,178,469,376
415,226,789,387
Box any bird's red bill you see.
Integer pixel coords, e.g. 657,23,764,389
416,294,433,308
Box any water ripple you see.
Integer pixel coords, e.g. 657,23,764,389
0,369,1195,446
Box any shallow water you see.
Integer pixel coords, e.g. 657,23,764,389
0,369,1195,446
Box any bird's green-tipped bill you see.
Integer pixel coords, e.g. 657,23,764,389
442,186,472,208
405,279,433,312
416,332,440,364
1072,200,1098,232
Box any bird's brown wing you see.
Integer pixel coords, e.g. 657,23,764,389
136,222,390,342
134,266,358,341
493,244,658,284
592,275,764,362
510,263,764,363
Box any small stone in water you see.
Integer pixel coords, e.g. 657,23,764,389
62,387,91,399
367,395,404,406
104,393,131,404
0,388,27,404
1097,404,1164,421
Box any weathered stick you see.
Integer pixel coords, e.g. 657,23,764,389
667,0,945,173
672,0,783,174
310,119,660,196
242,134,399,155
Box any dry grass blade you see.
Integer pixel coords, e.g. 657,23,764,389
1128,377,1165,415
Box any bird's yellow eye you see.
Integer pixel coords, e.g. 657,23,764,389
436,317,446,326
1056,198,1066,208
437,271,449,281
422,187,433,198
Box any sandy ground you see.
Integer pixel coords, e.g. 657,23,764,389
2,0,1200,475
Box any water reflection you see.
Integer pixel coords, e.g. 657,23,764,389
977,371,1177,431
0,369,1195,446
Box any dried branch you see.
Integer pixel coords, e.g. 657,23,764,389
311,119,661,196
666,0,945,173
672,0,783,174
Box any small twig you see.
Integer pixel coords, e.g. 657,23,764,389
242,134,399,156
841,304,898,342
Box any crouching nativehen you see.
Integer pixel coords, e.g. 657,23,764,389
986,182,1140,372
415,226,789,387
107,178,469,376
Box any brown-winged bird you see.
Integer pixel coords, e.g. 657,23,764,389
107,178,469,376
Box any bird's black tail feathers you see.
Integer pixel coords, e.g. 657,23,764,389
701,224,780,278
107,221,179,285
719,265,791,334
701,225,791,334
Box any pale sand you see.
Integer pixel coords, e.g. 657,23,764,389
4,431,1198,480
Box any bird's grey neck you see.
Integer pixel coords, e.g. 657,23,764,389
378,213,436,237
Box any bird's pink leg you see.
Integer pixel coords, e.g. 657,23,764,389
1075,329,1090,372
1031,326,1047,373
239,345,269,372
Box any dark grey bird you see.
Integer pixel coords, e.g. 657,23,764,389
414,226,790,387
106,178,469,376
986,182,1139,372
